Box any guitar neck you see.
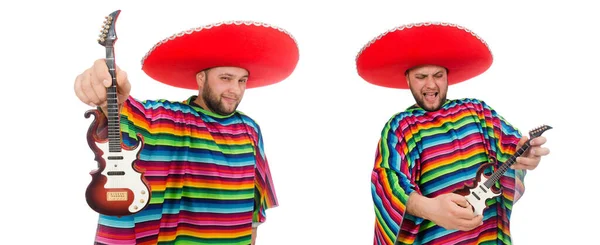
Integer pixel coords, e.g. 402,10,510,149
105,46,121,153
483,140,531,188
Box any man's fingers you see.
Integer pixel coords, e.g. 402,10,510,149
517,156,538,165
511,163,526,170
530,146,550,157
530,136,547,146
449,193,468,206
453,205,477,219
92,77,108,104
79,71,102,105
458,215,483,231
116,69,131,95
512,162,536,170
448,197,476,219
516,136,528,149
74,74,92,106
74,59,128,108
91,59,111,88
513,155,543,170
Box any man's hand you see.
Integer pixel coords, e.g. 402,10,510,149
408,192,483,231
512,136,550,170
74,58,131,113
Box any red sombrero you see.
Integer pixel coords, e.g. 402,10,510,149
141,20,299,90
355,22,493,89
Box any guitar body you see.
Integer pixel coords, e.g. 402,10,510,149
84,109,151,217
83,10,151,217
453,162,501,216
453,124,552,216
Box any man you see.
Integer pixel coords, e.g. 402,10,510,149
355,22,550,244
74,20,299,245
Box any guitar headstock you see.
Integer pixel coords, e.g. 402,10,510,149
529,125,552,138
97,10,121,47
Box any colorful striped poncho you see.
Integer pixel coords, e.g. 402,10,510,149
93,95,277,245
371,98,527,245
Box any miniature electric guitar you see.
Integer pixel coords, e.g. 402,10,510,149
453,125,552,216
84,10,151,217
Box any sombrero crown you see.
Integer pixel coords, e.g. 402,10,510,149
355,22,493,89
141,20,299,90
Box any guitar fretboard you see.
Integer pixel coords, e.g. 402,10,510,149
105,47,121,153
483,141,531,188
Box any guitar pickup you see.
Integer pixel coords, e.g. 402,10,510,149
108,156,124,160
107,171,126,176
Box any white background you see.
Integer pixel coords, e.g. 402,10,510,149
1,0,597,244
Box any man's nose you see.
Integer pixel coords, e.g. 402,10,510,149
228,82,243,94
424,77,436,88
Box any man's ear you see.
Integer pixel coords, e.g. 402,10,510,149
196,71,206,90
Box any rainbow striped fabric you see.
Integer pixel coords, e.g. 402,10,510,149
93,96,277,245
370,98,526,245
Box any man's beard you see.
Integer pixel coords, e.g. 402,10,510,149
202,81,239,116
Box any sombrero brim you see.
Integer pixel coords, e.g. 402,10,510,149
355,22,493,89
141,21,299,90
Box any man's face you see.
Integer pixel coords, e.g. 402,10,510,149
197,66,248,115
406,65,448,112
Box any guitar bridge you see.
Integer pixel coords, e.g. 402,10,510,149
107,191,128,201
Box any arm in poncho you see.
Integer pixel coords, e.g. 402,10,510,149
94,96,153,142
119,96,163,148
479,101,527,204
371,115,423,245
246,121,278,225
